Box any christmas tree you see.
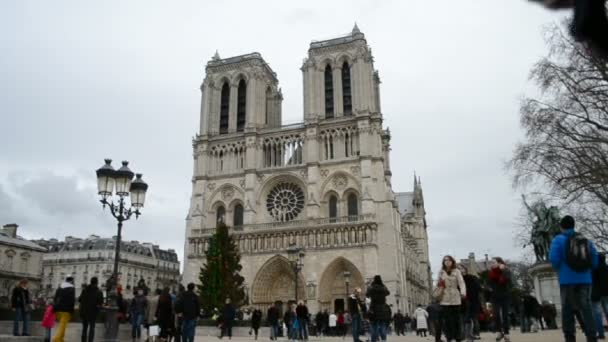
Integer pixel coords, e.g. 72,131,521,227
198,223,245,313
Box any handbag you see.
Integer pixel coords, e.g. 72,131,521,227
432,286,444,301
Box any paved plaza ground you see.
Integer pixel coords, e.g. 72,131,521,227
194,330,581,342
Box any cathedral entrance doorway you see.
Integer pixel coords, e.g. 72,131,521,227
318,257,365,313
251,256,305,312
334,298,345,313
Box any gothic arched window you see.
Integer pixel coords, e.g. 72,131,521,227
237,79,247,132
265,87,272,125
324,65,334,118
216,206,226,225
342,61,352,115
329,195,338,220
347,193,358,217
219,83,230,134
234,204,244,227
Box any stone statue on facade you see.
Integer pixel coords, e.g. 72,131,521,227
522,196,562,263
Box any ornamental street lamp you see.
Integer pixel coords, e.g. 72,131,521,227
343,271,351,298
287,242,305,303
96,159,148,341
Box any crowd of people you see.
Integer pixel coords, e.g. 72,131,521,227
8,214,608,342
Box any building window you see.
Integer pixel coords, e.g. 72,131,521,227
324,65,334,118
216,206,226,225
219,83,230,134
237,79,246,132
342,62,352,115
266,182,305,222
234,204,244,227
329,195,338,220
347,193,359,217
265,87,272,125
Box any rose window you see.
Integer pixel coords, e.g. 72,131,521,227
266,182,305,222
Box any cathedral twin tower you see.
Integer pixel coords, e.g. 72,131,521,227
184,25,431,314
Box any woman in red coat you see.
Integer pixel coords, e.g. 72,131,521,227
488,257,512,342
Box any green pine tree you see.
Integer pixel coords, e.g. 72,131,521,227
198,223,245,313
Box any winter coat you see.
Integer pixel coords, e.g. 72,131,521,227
592,253,608,301
222,304,236,323
348,295,364,316
463,274,481,306
427,303,442,321
251,310,262,329
175,290,200,320
296,304,309,321
329,313,337,327
488,267,512,300
438,269,466,306
156,294,175,330
267,306,279,325
42,305,56,328
11,286,31,310
53,282,76,313
146,295,159,324
130,294,148,315
78,284,103,320
549,228,599,285
413,307,428,330
365,282,391,323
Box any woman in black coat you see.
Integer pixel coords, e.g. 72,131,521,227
156,287,175,339
251,309,262,340
365,275,391,342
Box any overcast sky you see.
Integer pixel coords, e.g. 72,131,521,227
0,1,566,274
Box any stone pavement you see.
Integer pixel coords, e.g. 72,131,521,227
194,330,582,342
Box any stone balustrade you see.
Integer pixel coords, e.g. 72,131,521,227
188,215,377,258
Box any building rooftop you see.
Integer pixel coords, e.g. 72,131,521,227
309,24,366,50
205,51,277,82
32,236,179,262
0,224,47,252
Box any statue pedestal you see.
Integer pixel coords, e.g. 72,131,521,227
530,262,561,324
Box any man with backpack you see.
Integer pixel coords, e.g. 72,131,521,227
549,215,599,342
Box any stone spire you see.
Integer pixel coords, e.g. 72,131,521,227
352,22,361,35
212,50,220,61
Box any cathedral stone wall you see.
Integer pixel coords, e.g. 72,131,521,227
183,26,431,315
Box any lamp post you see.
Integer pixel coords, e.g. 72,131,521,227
96,159,148,341
287,242,305,303
343,271,351,298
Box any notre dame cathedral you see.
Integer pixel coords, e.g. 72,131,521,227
183,25,432,315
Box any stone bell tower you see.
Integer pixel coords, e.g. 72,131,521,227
301,24,381,122
198,52,283,137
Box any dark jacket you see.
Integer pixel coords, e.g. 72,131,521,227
267,306,279,325
463,274,481,305
156,294,175,329
222,303,236,323
592,253,608,301
78,284,104,319
54,282,76,313
348,295,364,316
129,294,148,315
488,267,512,299
251,309,262,329
365,282,391,322
296,304,309,321
175,290,200,320
427,303,442,321
522,295,541,318
11,286,31,310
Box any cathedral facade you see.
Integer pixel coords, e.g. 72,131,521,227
183,26,431,314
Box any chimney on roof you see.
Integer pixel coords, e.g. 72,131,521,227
2,224,18,238
468,252,475,260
